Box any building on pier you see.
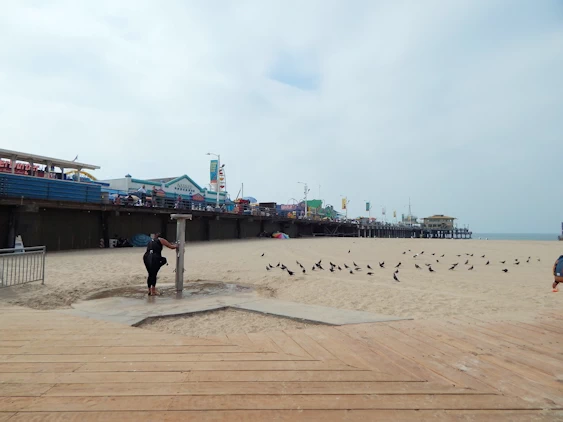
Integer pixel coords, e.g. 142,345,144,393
422,215,456,230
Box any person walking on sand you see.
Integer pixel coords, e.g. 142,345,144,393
143,233,177,296
553,255,563,292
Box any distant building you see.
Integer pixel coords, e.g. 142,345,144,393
100,174,228,205
422,215,456,230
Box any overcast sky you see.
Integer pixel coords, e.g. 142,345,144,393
1,1,562,233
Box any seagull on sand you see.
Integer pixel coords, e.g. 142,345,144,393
261,253,264,257
393,273,400,282
287,269,294,276
464,260,469,265
415,264,421,269
502,269,508,273
468,265,474,270
266,266,270,271
395,262,402,268
500,261,506,264
367,272,373,276
429,266,435,272
486,261,490,265
367,265,372,269
449,265,456,270
379,262,385,268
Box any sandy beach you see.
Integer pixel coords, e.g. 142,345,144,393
1,238,560,334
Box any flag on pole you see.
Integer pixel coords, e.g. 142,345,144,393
366,202,370,212
342,198,347,210
209,160,218,184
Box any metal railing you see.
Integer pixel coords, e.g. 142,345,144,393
0,246,45,288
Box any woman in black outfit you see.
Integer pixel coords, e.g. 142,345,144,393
143,233,177,296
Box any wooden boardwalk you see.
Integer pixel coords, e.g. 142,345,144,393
0,304,562,421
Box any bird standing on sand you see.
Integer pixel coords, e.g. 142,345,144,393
261,253,264,257
502,269,508,273
481,255,485,258
449,265,455,271
402,251,406,255
367,265,372,269
302,268,306,274
266,266,270,271
393,273,400,282
468,265,474,271
348,250,351,254
379,262,385,268
514,261,520,265
330,268,335,273
395,262,401,268
338,266,342,271
429,267,435,272
486,261,489,265
344,263,349,268
464,260,469,265
349,270,354,274
287,269,294,276
367,272,373,276
440,254,445,257
500,261,506,264
415,264,421,269
353,261,358,267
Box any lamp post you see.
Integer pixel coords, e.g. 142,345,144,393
206,152,220,209
298,182,309,219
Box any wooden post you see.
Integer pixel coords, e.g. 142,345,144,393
171,214,192,292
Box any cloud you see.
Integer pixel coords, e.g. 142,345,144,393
0,0,561,232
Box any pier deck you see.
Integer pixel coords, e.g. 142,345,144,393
0,304,561,421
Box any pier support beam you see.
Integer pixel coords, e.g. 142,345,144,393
171,214,192,292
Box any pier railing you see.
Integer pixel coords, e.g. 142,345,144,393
0,246,46,288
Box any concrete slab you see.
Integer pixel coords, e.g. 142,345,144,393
233,299,411,325
59,287,410,327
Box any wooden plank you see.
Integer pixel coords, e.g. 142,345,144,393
529,320,563,335
6,410,554,422
283,329,341,362
0,341,28,347
508,321,563,338
6,352,309,363
0,394,536,412
331,325,428,378
225,333,255,350
15,345,248,355
426,321,563,377
0,370,399,384
246,332,283,353
77,360,359,372
300,328,370,370
0,413,15,422
377,323,563,405
43,381,481,396
0,363,83,373
349,324,498,393
0,383,55,397
450,318,563,366
183,370,402,382
456,318,562,352
266,331,311,358
337,325,446,384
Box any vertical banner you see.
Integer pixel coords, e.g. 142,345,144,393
393,210,397,218
365,202,370,212
342,198,347,210
210,160,218,184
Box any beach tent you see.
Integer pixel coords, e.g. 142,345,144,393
272,232,290,239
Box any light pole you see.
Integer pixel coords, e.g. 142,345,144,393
298,182,309,218
206,152,220,209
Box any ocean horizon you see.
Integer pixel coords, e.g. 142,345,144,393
473,233,560,241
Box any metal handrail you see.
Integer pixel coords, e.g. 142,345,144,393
0,246,46,254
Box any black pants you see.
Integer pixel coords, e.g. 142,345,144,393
143,253,167,288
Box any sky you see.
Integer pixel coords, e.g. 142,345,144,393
0,0,562,233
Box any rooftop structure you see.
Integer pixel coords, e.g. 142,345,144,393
0,148,100,173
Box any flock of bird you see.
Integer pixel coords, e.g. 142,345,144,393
262,249,540,283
